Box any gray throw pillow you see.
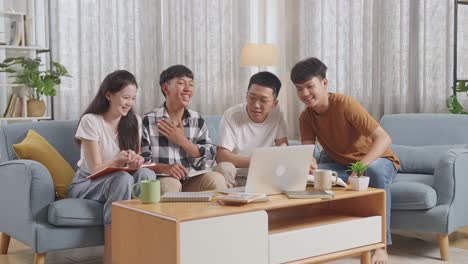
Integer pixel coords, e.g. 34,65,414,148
391,144,466,174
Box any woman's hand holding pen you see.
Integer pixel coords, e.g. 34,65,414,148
116,150,144,169
125,150,144,170
116,150,132,166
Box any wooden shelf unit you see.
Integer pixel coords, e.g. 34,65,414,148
0,116,51,121
0,1,52,124
0,45,48,50
454,0,468,95
267,206,362,234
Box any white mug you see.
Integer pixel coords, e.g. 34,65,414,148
314,169,338,190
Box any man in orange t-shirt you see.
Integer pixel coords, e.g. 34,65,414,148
291,57,399,264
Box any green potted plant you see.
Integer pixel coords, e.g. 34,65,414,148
347,161,369,191
0,56,70,117
447,81,468,114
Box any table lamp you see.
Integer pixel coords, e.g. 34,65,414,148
240,43,278,71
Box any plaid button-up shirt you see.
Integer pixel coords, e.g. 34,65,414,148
141,103,216,171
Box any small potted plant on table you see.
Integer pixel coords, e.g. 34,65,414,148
347,161,369,191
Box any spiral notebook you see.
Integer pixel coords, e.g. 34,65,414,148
160,192,213,202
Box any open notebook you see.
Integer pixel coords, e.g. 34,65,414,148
158,168,212,178
86,163,158,180
307,175,348,188
160,192,213,202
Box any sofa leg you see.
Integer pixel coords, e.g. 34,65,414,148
0,232,11,254
437,234,449,261
34,253,46,264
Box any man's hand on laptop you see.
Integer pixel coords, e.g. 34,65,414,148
157,164,188,180
309,158,318,174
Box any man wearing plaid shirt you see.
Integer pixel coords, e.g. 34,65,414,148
141,65,234,194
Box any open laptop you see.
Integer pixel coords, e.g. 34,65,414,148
223,145,314,195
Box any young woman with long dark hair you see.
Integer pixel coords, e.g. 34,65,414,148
68,70,156,263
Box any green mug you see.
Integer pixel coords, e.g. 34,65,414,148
132,180,160,204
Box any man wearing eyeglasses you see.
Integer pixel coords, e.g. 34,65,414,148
216,71,288,186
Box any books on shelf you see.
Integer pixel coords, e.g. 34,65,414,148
2,92,25,118
307,175,348,188
285,190,335,199
160,192,213,202
86,163,159,180
217,193,269,205
5,15,24,46
2,93,16,117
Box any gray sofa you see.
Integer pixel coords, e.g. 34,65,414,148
0,121,104,264
381,114,468,261
0,116,234,264
1,114,467,263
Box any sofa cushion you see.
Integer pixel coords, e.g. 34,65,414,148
3,120,80,165
391,144,465,174
13,129,75,199
48,198,104,226
204,115,222,145
393,173,435,187
381,114,468,146
390,182,437,210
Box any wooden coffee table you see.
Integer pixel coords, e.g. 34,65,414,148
112,188,385,264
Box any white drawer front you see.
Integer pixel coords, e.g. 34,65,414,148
180,211,269,264
269,216,382,263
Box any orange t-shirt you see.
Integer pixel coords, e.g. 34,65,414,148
299,93,400,170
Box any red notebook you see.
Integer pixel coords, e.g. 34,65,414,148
86,163,158,180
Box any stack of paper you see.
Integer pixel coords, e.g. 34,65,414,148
217,193,269,205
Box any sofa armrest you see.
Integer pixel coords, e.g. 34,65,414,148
434,148,468,205
0,160,55,227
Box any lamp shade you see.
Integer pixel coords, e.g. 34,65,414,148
240,43,279,67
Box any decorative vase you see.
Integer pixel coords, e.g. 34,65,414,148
27,99,46,117
349,176,370,191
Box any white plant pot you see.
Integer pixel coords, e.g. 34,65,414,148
349,176,370,191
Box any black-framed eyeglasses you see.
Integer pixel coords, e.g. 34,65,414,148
246,92,275,106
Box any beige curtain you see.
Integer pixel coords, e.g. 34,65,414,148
282,0,466,139
50,0,467,139
50,0,252,120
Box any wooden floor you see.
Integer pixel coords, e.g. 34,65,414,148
1,227,468,264
450,226,468,250
0,235,103,264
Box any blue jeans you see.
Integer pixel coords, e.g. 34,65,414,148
68,168,157,224
318,152,396,245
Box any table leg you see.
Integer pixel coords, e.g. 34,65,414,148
360,250,371,264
